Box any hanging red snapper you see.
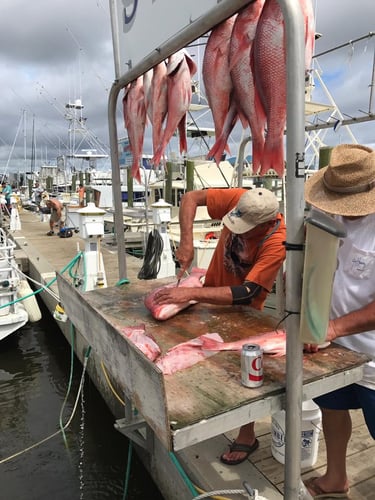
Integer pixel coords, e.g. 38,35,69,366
143,69,153,124
253,0,315,177
152,50,197,166
122,76,147,183
229,0,266,173
203,15,237,159
150,61,168,156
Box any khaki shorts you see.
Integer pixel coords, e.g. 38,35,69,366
50,209,65,224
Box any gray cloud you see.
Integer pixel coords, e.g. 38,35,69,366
0,0,374,177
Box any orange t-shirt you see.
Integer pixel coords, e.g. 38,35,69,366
205,188,286,310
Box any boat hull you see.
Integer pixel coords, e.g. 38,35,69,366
0,304,28,341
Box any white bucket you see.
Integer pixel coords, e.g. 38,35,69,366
271,400,322,468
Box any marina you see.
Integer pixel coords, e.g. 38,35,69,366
1,1,375,499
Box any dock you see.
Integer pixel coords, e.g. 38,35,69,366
9,208,375,500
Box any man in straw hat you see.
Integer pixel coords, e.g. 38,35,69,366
304,144,375,498
154,187,286,465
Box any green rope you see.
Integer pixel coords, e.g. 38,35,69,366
169,451,199,497
122,440,133,500
59,323,77,445
116,278,130,286
0,250,84,310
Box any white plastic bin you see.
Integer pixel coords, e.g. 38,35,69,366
271,400,322,467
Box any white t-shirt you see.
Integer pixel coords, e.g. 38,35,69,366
331,214,375,389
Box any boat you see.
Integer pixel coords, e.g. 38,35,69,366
0,227,30,341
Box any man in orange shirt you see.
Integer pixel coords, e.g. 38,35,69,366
154,187,286,464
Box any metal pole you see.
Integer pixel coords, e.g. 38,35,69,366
108,81,128,280
277,0,307,498
368,45,375,114
236,136,251,187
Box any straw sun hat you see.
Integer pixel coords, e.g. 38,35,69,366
305,144,375,216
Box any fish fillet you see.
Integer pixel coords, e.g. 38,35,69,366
201,329,287,356
144,267,206,321
119,324,161,361
156,332,223,375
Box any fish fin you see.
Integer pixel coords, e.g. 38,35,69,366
131,163,142,183
178,116,187,153
184,52,197,76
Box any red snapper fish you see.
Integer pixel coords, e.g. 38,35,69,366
229,0,266,173
155,332,223,375
119,324,161,361
143,69,153,123
150,61,168,156
144,267,206,321
122,76,147,183
152,49,197,166
253,0,315,177
201,329,330,357
203,16,237,161
201,329,287,357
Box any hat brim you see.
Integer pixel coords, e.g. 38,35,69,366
222,213,256,234
305,166,375,216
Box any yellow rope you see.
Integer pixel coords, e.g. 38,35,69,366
193,484,233,500
100,360,125,406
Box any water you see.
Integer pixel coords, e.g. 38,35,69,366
0,302,164,500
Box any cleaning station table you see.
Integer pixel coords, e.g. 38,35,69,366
57,275,369,451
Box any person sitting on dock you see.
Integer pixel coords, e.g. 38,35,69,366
154,187,286,465
45,197,65,236
303,144,375,499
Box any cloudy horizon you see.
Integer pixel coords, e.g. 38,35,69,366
0,0,374,179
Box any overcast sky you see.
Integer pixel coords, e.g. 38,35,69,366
0,0,374,176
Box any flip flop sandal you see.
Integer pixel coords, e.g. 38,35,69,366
220,439,259,466
304,476,350,499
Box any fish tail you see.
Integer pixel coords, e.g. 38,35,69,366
131,161,142,183
259,139,285,177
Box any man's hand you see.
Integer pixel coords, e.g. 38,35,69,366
175,190,208,278
175,243,194,279
154,287,194,305
303,320,338,352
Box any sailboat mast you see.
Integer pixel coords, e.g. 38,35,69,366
23,109,27,187
30,116,35,175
